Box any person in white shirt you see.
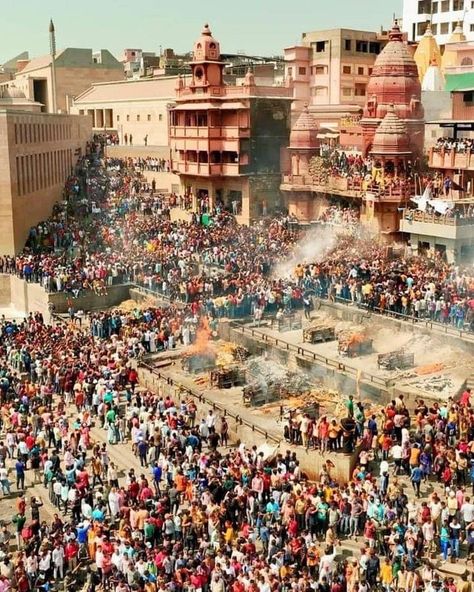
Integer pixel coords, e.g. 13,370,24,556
52,543,64,580
461,496,474,525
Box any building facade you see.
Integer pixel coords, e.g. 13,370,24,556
281,22,424,234
1,47,123,114
402,0,474,46
284,28,393,127
168,25,292,223
0,100,91,254
71,76,183,147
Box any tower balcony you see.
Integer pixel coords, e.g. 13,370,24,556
169,126,250,140
172,161,241,176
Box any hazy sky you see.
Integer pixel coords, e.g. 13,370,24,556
1,0,402,63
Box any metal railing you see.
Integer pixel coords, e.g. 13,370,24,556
229,320,391,390
138,360,282,444
321,297,474,344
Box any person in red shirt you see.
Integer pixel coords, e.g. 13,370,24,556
460,388,471,407
65,539,79,572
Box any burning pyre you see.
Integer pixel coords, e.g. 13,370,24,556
181,318,217,374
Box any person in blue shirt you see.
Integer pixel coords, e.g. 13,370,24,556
152,462,162,495
76,522,90,545
410,466,423,498
15,459,26,490
91,505,105,522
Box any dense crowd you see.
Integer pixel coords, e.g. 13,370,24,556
0,309,474,592
2,147,473,331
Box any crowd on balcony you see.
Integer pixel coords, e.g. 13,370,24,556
121,157,172,173
434,138,474,153
314,148,415,198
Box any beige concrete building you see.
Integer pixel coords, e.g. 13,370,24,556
0,88,91,254
284,28,394,127
71,76,187,147
1,48,123,114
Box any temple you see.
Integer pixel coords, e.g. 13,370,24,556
169,24,292,223
281,21,425,234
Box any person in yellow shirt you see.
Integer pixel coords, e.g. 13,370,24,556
380,557,393,591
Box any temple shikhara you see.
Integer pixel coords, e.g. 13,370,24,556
281,21,425,235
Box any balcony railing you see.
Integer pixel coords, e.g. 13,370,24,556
173,161,241,176
281,174,414,200
169,126,250,139
429,147,474,171
402,209,474,226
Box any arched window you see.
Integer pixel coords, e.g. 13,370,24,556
461,57,473,66
195,67,204,81
209,42,216,49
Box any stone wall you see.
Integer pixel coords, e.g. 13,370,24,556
2,275,131,318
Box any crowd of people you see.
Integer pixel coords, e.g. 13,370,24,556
0,145,472,590
0,306,473,592
1,145,473,332
434,138,474,154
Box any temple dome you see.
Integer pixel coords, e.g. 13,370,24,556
363,21,423,121
193,24,221,62
442,23,467,70
371,106,411,155
289,106,319,149
414,24,442,83
422,60,444,91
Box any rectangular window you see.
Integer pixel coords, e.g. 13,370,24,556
358,66,364,75
369,42,381,54
287,67,293,76
315,41,326,53
117,115,120,121
342,65,352,74
314,65,326,75
342,87,352,97
432,1,438,12
344,39,352,51
418,0,431,13
126,114,130,122
356,40,368,52
312,86,328,96
440,22,449,34
159,114,163,121
136,114,140,121
431,23,438,34
471,23,474,31
463,91,474,103
355,83,367,96
298,66,306,75
147,114,151,121
368,67,373,75
453,0,463,9
417,21,429,35
441,0,450,11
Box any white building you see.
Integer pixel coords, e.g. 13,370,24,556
402,0,474,46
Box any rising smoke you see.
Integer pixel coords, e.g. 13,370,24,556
272,225,337,279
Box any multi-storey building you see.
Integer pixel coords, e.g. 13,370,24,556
281,22,424,234
284,28,394,127
0,88,91,254
1,24,123,114
402,0,474,47
168,25,292,223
